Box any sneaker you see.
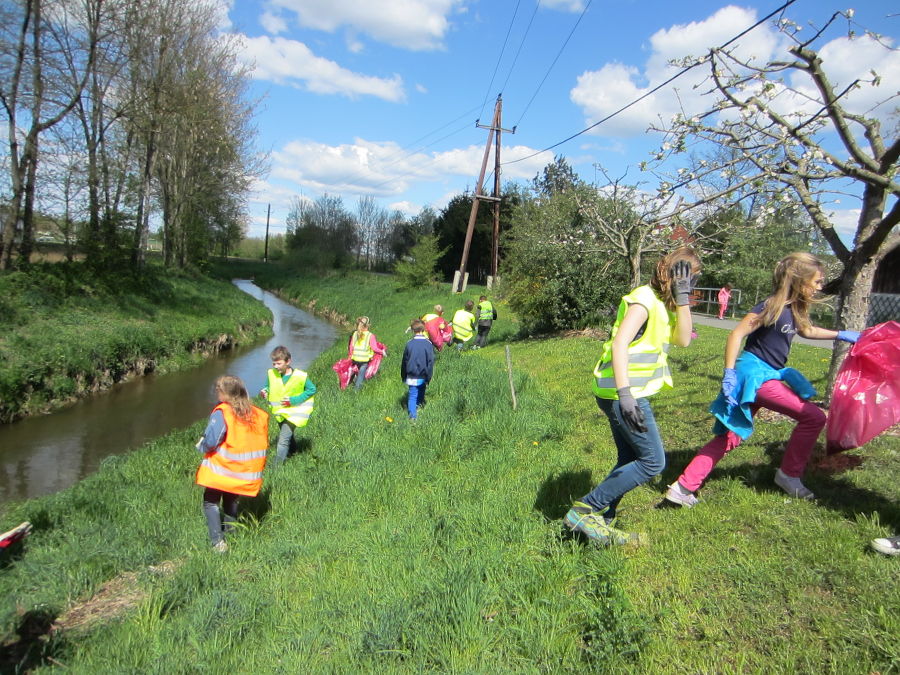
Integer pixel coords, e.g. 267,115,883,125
564,502,640,546
665,482,699,508
213,540,228,553
871,535,900,556
774,468,815,500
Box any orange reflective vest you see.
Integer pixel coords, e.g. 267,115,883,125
195,403,269,497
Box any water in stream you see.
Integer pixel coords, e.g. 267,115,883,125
0,280,337,506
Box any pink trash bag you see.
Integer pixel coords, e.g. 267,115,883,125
332,358,357,390
826,321,900,454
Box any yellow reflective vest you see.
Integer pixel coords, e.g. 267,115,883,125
452,309,476,341
267,368,315,427
477,301,494,322
195,403,269,497
350,330,375,362
592,285,674,400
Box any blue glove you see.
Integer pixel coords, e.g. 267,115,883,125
836,330,860,344
721,368,738,411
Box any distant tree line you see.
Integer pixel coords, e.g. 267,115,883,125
0,0,261,271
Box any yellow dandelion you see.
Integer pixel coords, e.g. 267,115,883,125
385,416,393,423
533,441,539,446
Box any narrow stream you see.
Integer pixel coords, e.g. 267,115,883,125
0,280,337,506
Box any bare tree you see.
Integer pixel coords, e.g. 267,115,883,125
651,11,899,391
0,0,99,268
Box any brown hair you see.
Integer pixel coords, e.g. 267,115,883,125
464,300,474,311
410,318,425,333
757,252,824,333
270,345,291,361
649,246,702,311
215,375,253,423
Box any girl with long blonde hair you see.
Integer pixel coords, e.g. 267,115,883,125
667,252,860,507
565,247,701,546
347,316,387,391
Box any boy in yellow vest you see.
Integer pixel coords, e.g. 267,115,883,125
260,345,316,465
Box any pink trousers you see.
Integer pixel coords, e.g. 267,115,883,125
678,379,826,492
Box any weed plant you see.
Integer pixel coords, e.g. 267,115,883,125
0,264,897,672
0,262,271,422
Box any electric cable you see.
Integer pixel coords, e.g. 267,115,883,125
513,0,592,129
499,0,542,97
478,0,523,121
505,0,799,166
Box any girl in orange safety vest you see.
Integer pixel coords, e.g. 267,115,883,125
195,375,269,552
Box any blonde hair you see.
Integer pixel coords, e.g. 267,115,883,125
215,375,253,423
757,252,824,333
649,246,702,312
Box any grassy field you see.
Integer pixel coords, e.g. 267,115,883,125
0,262,271,423
1,264,898,672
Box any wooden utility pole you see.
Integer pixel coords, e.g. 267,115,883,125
453,94,514,292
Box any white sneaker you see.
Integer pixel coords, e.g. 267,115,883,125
665,482,699,508
871,535,900,556
774,468,814,500
213,540,228,553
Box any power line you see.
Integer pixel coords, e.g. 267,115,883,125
513,0,592,129
505,0,799,166
499,0,542,97
478,0,523,121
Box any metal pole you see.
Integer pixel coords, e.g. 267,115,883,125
264,203,270,263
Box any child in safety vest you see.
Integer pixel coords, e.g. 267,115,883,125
665,253,860,507
401,318,435,420
260,345,316,465
195,375,269,552
564,247,701,546
421,305,452,351
348,317,387,391
474,295,497,349
451,301,477,350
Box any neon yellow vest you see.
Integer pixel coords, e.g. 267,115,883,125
592,285,674,400
267,369,314,427
350,330,375,362
478,301,494,321
452,309,476,341
422,313,438,322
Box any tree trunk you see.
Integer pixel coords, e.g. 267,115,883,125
825,254,876,403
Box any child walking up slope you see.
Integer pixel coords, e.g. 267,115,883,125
401,319,434,420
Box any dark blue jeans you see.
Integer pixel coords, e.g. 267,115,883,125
352,360,369,391
581,396,666,518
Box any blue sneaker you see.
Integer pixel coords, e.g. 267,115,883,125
564,502,639,546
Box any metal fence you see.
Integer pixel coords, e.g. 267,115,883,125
691,287,744,319
693,288,899,327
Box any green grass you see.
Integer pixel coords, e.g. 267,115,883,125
1,264,897,672
0,262,272,422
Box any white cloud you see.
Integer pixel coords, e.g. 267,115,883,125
238,35,405,101
266,137,553,198
570,6,900,140
388,200,421,215
266,0,465,50
570,6,781,137
828,207,860,244
213,0,234,31
541,0,585,11
260,10,288,34
415,83,428,94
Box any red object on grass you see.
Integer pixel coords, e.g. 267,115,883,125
0,522,32,549
826,321,900,454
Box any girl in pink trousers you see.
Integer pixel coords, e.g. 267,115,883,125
666,253,860,506
717,284,732,319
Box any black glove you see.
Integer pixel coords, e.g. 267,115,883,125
616,387,648,434
671,260,693,307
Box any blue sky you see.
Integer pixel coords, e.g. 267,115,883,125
218,1,900,239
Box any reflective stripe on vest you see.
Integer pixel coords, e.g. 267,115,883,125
422,313,438,322
592,285,675,400
267,369,314,427
452,310,475,341
478,301,494,321
195,403,269,497
351,331,375,362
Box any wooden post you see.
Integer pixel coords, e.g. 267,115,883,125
505,345,517,411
